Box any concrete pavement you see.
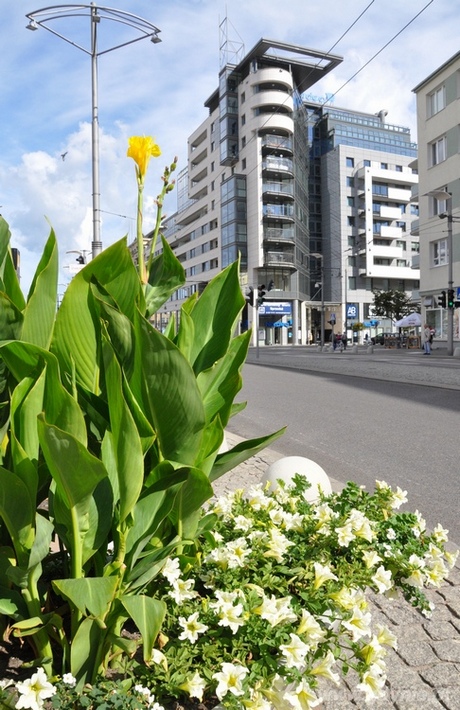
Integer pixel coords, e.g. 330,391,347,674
214,433,460,709
246,343,460,391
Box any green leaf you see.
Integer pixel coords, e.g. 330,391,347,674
38,417,107,508
0,468,34,563
102,338,144,523
197,330,250,426
186,261,245,374
120,595,166,663
0,218,25,312
210,429,286,482
132,314,205,465
52,577,118,619
70,616,104,686
22,229,58,349
172,467,213,540
0,294,23,343
145,235,185,317
52,239,143,392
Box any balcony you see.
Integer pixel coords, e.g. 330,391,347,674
263,226,295,244
262,181,294,199
264,250,295,267
263,203,295,221
261,134,293,155
262,157,294,176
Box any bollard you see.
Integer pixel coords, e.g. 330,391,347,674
351,344,358,354
367,345,374,354
262,456,332,503
453,347,460,358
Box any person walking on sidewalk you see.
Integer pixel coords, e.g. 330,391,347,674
423,324,431,355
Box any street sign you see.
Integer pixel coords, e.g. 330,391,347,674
346,303,358,319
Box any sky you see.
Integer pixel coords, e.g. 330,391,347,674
1,0,459,294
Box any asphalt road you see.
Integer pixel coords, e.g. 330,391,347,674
227,353,460,546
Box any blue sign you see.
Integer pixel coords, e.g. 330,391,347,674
259,302,292,315
346,303,358,319
457,287,460,300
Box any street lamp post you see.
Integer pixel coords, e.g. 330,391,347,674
425,190,454,356
26,4,162,260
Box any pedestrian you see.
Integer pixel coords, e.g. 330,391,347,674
423,324,431,355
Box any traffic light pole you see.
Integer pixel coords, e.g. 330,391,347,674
446,211,454,357
254,287,260,360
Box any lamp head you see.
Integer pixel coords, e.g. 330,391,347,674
26,19,38,31
150,33,162,44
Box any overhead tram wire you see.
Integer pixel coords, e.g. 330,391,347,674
217,0,433,197
318,0,435,108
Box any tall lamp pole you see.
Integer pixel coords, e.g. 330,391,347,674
26,4,162,260
426,190,454,356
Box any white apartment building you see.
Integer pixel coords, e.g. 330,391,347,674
151,39,420,345
412,51,460,345
158,38,342,345
321,144,419,339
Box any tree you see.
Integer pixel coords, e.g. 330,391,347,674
371,289,416,322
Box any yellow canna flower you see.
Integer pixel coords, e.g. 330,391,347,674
127,135,161,182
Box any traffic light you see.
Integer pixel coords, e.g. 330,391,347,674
257,284,266,307
447,289,455,309
245,287,254,306
438,291,446,308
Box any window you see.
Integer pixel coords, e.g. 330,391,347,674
211,161,215,172
380,163,388,170
430,136,446,166
346,177,354,187
211,141,215,152
347,216,355,227
241,136,246,148
363,160,371,167
395,165,403,172
432,239,448,266
211,180,215,191
241,114,246,126
346,157,354,168
396,260,407,267
242,158,246,170
427,85,446,117
411,242,420,252
347,196,354,207
241,91,245,103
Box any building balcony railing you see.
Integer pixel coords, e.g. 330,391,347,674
262,181,294,198
264,250,295,266
263,203,295,220
263,226,295,243
261,134,293,154
262,157,294,175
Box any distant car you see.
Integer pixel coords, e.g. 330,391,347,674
371,333,385,345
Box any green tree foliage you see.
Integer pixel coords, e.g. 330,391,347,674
371,289,416,322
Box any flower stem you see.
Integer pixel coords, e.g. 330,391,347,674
137,181,147,285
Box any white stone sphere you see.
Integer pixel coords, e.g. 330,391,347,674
262,456,332,502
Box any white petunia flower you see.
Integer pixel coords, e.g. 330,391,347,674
336,522,355,547
390,486,408,509
161,557,182,584
432,523,449,543
342,608,372,641
297,609,326,644
178,612,209,644
372,565,393,594
264,526,294,563
179,671,206,701
283,678,322,709
356,665,386,702
254,594,297,627
213,662,248,700
168,577,198,604
233,514,253,532
313,562,338,590
362,550,382,568
280,633,311,670
16,667,56,710
310,650,340,685
62,673,76,687
217,602,245,634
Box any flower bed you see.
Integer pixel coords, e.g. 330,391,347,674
2,477,456,710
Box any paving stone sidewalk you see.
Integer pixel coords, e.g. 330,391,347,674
216,433,460,710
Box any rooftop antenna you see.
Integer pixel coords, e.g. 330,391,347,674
219,11,244,69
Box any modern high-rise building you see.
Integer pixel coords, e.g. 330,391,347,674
149,34,420,344
412,50,460,348
305,103,419,341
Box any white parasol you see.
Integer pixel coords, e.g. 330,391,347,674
394,312,422,328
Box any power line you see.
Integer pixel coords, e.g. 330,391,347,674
320,0,435,107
